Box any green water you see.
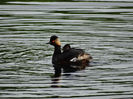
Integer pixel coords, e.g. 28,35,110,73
0,0,133,98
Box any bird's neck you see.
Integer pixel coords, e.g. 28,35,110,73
52,45,62,77
52,45,61,65
54,45,61,55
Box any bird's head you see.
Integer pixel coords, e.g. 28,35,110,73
47,35,61,46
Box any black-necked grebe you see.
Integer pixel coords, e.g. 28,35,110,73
47,35,92,77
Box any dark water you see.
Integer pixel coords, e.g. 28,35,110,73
0,0,133,98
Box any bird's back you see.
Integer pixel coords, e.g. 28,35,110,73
61,44,92,72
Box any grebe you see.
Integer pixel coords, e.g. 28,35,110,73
47,35,92,77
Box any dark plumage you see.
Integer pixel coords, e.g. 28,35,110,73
47,35,92,77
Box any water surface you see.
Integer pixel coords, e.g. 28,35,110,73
0,1,133,98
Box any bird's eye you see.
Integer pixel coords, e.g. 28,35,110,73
52,40,55,43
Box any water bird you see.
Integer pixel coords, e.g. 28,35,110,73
47,35,92,77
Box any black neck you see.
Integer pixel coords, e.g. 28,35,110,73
53,45,62,77
54,45,61,55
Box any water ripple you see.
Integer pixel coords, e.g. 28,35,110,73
0,1,133,98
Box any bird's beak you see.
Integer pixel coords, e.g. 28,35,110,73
46,42,50,44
